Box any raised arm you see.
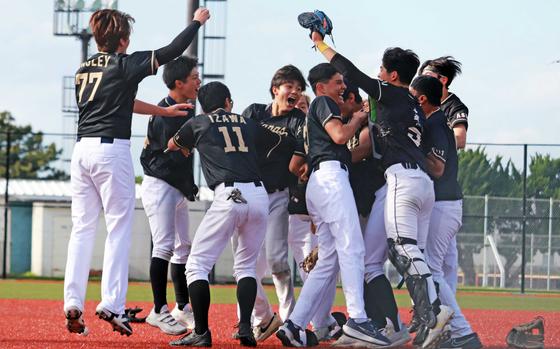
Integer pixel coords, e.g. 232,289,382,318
310,32,381,99
154,8,210,67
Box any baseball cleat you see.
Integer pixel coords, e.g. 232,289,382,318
65,306,88,335
171,303,195,329
254,312,283,342
276,320,319,347
170,329,212,347
233,322,257,347
95,306,133,336
146,304,188,335
440,332,483,349
342,318,391,346
380,318,411,347
421,305,454,349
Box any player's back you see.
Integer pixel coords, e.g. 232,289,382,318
187,109,261,189
75,50,157,139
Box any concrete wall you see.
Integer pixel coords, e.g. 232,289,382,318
30,199,236,281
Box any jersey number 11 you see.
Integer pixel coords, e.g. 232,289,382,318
218,126,248,153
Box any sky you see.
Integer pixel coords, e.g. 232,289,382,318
1,0,560,175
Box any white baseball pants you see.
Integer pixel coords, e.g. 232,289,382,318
64,138,135,315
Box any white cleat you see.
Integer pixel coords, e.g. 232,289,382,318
170,303,195,330
381,319,411,348
146,304,189,335
254,312,283,342
421,305,454,349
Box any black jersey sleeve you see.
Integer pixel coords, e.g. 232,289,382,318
330,53,382,100
314,96,343,127
122,50,157,85
426,118,449,163
449,105,469,129
155,21,201,65
173,119,196,150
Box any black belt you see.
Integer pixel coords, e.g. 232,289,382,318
76,136,115,144
313,161,348,172
400,162,418,170
266,186,286,194
224,180,262,187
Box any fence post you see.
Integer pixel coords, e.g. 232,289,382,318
520,144,527,294
482,194,489,287
529,233,534,289
2,129,10,279
548,197,553,291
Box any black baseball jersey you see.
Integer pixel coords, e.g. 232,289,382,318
330,53,426,172
173,109,280,190
75,51,157,139
347,127,386,217
441,93,468,131
422,109,462,201
242,104,305,192
140,96,197,200
305,96,351,169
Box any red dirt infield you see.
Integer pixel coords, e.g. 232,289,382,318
0,300,558,348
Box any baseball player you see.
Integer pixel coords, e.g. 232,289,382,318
237,64,306,341
63,8,210,336
140,56,201,335
276,62,390,348
310,32,453,348
167,81,282,347
412,76,481,349
420,57,469,296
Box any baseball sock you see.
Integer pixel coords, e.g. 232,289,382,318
150,257,169,313
365,275,400,331
170,263,189,310
236,277,257,325
189,280,210,335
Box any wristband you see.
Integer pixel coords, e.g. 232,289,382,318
316,41,330,53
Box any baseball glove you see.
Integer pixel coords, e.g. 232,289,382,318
300,247,319,273
297,10,334,42
124,307,147,323
506,316,545,349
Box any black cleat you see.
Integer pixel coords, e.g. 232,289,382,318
170,330,212,347
276,320,318,347
233,322,257,347
95,306,132,336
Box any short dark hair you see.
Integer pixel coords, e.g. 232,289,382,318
163,56,198,90
269,65,307,99
90,9,134,53
308,63,339,94
411,76,443,106
342,78,362,104
419,56,462,87
198,81,231,113
382,47,420,85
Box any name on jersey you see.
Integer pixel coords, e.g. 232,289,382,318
261,124,288,136
207,113,247,124
80,55,111,68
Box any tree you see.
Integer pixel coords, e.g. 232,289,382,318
0,111,68,179
527,154,560,199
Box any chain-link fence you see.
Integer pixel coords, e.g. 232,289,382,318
1,128,559,290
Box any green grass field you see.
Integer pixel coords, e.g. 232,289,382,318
1,279,559,311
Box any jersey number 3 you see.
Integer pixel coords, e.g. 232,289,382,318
218,126,248,153
75,72,103,103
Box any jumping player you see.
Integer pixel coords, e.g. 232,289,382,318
276,62,390,347
140,56,201,335
238,65,306,341
411,76,482,349
63,7,210,336
167,82,276,347
309,31,453,348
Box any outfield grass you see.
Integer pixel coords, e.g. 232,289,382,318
1,279,559,311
